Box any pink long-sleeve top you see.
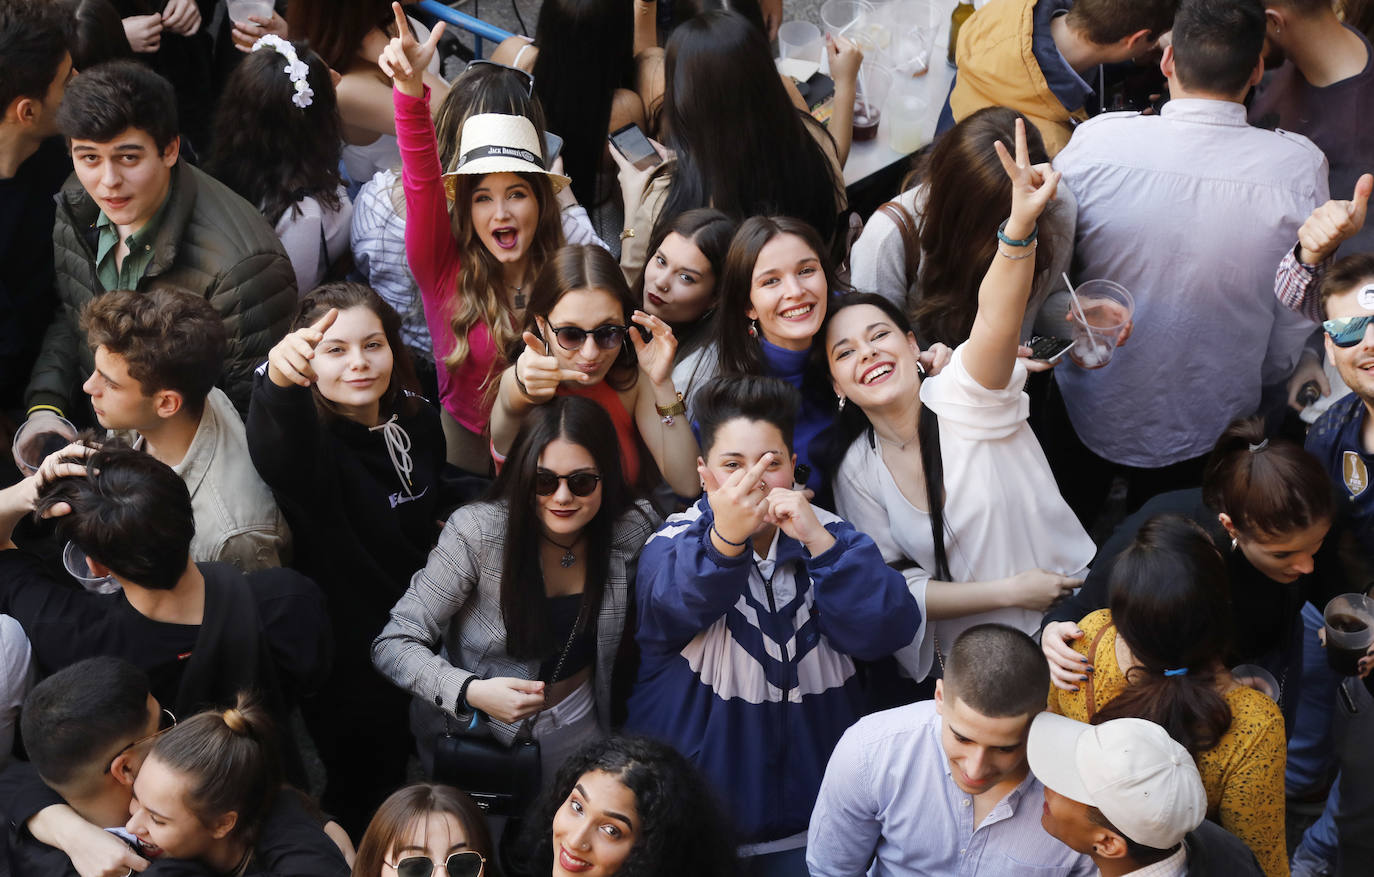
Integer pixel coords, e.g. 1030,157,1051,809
396,86,500,433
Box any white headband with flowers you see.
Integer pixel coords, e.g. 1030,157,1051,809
251,34,314,109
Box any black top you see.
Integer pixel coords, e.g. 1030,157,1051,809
0,137,68,409
538,593,596,681
0,762,349,877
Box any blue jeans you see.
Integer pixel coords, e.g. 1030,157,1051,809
1294,779,1340,874
1287,603,1345,795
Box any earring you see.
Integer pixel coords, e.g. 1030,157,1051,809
916,361,928,379
837,396,846,411
748,319,758,338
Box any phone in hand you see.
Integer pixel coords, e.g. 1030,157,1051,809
544,131,563,165
609,122,661,171
1028,335,1074,362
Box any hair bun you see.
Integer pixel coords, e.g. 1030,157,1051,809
223,708,248,735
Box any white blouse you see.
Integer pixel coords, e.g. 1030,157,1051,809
274,188,354,296
835,345,1095,680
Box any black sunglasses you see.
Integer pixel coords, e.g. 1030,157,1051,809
546,323,628,351
535,470,601,497
462,59,534,96
388,851,485,877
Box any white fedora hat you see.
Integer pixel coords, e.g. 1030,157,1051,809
442,112,570,196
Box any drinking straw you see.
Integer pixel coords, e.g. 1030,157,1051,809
1062,272,1101,349
838,13,871,116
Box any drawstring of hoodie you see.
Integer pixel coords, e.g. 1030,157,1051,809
369,414,415,496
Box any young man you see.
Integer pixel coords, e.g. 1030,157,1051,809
1048,0,1327,524
0,445,328,781
1252,0,1374,254
945,0,1177,155
23,60,294,436
807,625,1094,876
0,657,350,877
1029,712,1265,875
0,0,72,428
81,289,290,571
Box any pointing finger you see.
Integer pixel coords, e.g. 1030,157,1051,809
309,307,338,334
390,1,409,40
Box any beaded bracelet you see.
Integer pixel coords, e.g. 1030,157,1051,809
997,218,1038,247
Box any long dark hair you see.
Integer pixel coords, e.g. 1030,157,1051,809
286,0,392,71
532,0,634,208
518,245,640,392
292,282,422,422
1203,417,1334,542
522,736,741,877
631,207,736,356
1096,515,1235,756
653,11,843,249
488,396,636,659
820,293,950,579
352,784,499,877
207,40,343,226
57,0,133,69
893,107,1055,348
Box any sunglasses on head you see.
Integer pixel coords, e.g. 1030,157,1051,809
545,323,628,351
104,708,177,775
462,58,534,96
535,470,601,496
388,851,485,877
1323,315,1374,348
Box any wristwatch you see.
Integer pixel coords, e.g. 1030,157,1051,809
656,392,686,426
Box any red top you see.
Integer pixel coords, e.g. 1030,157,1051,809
558,379,641,485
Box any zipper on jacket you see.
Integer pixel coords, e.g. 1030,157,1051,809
756,556,792,825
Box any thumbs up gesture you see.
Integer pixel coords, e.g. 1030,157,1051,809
1298,173,1372,266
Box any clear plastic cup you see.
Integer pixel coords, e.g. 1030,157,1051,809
226,0,274,22
821,0,874,36
63,541,121,595
11,414,78,476
1067,280,1134,370
1230,664,1280,701
1324,593,1374,676
886,74,930,153
852,64,893,142
778,21,823,82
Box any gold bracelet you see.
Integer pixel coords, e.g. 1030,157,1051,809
655,392,686,425
620,228,636,241
997,242,1037,261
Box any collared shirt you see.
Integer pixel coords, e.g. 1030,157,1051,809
94,197,168,292
1274,244,1327,324
1053,99,1329,467
807,701,1094,877
1126,845,1187,877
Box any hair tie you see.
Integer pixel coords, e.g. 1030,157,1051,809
251,35,314,109
1248,438,1269,452
1163,668,1188,677
222,708,248,734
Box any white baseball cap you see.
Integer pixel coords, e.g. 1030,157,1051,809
1027,712,1207,849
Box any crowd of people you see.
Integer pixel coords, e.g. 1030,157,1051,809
2,0,1374,874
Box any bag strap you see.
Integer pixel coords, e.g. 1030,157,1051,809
877,200,921,299
1082,622,1114,722
512,600,584,743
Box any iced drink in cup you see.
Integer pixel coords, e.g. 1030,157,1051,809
11,414,78,476
1068,280,1134,370
227,0,274,22
1323,593,1374,676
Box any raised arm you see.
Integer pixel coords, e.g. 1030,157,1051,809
490,331,590,456
628,310,701,496
962,118,1061,391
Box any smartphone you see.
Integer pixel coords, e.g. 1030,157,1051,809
1028,335,1074,362
609,122,661,171
543,131,563,165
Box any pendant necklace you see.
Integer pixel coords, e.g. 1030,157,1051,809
510,283,526,310
875,424,920,452
543,533,579,568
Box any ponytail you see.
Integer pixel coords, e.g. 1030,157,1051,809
147,694,282,844
1097,515,1233,756
1202,416,1333,541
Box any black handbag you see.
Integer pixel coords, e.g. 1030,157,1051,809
432,614,581,815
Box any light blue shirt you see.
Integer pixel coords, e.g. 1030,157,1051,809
807,701,1094,877
1053,99,1329,468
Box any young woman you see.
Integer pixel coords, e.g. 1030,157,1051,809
849,106,1075,348
673,216,844,498
491,244,700,496
822,119,1095,680
633,208,735,364
352,784,495,877
208,37,352,294
624,375,919,870
617,11,857,277
381,6,587,473
248,282,456,834
520,736,740,877
126,696,352,875
373,396,659,786
288,0,448,184
1045,515,1288,876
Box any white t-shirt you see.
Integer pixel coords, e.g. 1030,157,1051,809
834,345,1095,680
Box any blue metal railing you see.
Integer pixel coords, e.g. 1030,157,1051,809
416,0,514,58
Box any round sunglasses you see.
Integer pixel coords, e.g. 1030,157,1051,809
546,322,628,351
535,470,601,497
387,851,484,877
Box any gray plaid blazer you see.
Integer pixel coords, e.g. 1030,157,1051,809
372,499,660,751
